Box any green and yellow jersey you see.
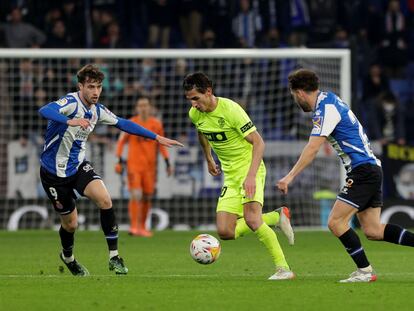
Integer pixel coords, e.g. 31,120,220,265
189,97,264,185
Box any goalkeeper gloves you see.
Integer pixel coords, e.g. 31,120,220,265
115,157,125,174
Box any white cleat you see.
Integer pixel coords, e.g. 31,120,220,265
268,267,295,280
276,206,295,245
339,269,377,283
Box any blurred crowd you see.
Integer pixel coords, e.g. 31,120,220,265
0,0,414,146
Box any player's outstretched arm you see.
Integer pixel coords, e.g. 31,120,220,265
155,135,184,148
39,104,90,129
277,136,326,194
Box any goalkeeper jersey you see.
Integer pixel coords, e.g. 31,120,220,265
189,97,261,183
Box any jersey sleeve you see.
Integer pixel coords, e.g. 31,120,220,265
53,95,78,116
311,104,341,137
97,104,119,125
229,103,256,137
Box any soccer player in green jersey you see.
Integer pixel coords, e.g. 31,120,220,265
184,72,295,280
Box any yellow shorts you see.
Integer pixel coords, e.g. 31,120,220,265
216,163,266,217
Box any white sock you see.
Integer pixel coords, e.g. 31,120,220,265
109,250,119,259
63,254,74,263
360,265,373,273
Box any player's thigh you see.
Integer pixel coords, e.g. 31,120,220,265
216,185,244,217
142,170,156,195
127,170,143,192
241,163,265,207
243,201,263,224
337,163,382,212
216,211,238,235
83,179,112,209
40,168,76,215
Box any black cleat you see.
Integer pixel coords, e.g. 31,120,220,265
109,255,128,275
59,253,90,276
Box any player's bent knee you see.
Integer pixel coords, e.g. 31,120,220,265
62,220,78,232
245,219,261,231
98,197,113,209
217,229,235,240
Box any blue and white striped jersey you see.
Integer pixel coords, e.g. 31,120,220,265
310,91,381,172
40,92,118,177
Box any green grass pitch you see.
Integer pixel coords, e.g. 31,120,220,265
0,230,413,311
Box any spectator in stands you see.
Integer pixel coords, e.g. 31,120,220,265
61,0,85,47
43,6,62,34
204,0,236,48
44,20,71,48
97,21,127,49
286,0,310,47
1,7,46,48
379,0,408,78
362,63,390,102
178,0,202,48
368,90,406,146
200,29,218,49
146,0,174,48
307,0,338,47
232,0,263,48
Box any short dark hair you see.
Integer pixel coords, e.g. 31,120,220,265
77,64,105,84
288,69,319,92
182,72,213,93
136,95,152,104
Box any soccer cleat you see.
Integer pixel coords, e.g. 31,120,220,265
276,206,295,245
109,255,128,275
59,253,89,276
268,267,295,280
339,269,377,283
129,228,153,237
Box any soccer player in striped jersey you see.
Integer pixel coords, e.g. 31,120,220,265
184,72,295,280
278,68,414,282
39,64,183,276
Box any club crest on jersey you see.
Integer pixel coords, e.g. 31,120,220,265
218,117,225,128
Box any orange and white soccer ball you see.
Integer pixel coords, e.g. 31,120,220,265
190,234,221,264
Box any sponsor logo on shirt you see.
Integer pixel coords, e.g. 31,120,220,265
240,121,253,133
56,98,68,106
311,116,323,135
203,131,228,142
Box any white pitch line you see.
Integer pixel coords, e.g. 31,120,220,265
1,272,414,279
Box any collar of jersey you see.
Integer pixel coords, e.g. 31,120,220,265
313,91,322,112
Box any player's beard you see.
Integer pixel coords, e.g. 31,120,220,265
85,94,99,105
296,98,312,112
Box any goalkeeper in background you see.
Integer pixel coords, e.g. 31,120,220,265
278,68,414,283
115,96,173,237
39,64,183,276
184,72,295,280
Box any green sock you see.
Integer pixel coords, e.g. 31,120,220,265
235,211,280,239
255,223,289,269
